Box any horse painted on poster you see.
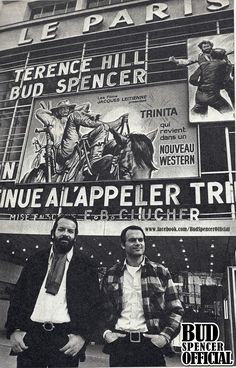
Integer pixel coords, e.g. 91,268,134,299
21,109,159,183
95,128,159,180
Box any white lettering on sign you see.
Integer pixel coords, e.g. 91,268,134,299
0,182,235,209
207,0,229,11
16,1,231,46
0,162,17,180
41,22,59,41
83,14,103,33
9,83,44,100
146,3,170,22
18,22,59,46
10,51,146,99
18,28,33,45
109,9,134,28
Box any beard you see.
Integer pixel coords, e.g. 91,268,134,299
203,49,211,54
53,236,75,254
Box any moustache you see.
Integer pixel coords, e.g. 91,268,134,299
59,236,71,241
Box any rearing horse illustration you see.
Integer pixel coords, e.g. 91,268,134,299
21,101,158,182
98,128,159,180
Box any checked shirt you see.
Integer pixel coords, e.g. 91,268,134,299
101,257,184,342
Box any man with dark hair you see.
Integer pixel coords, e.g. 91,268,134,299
101,225,184,367
169,40,214,66
120,225,146,245
29,100,107,182
169,40,234,107
6,214,101,368
189,48,233,115
23,99,127,183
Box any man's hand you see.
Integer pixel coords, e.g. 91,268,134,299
60,334,85,357
143,334,168,348
10,330,28,353
39,100,52,111
104,331,126,344
168,56,178,64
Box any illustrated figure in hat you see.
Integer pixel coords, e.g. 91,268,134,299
22,98,128,183
169,39,234,107
189,48,233,116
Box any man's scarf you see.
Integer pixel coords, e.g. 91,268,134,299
45,252,67,295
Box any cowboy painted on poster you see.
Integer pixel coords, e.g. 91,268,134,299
19,84,199,184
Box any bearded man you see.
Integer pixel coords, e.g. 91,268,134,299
6,214,101,368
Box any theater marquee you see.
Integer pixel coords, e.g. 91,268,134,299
0,0,233,51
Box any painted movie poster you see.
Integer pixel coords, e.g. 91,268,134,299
187,33,234,123
19,83,199,184
0,0,235,367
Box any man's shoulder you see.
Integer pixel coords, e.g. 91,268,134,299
105,262,122,278
107,262,122,273
200,60,211,67
146,259,170,277
22,248,50,272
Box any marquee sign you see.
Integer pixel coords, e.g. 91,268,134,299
0,178,234,221
9,50,146,100
0,0,233,51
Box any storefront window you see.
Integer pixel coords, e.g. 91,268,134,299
30,1,76,20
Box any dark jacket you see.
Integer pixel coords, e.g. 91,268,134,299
5,246,102,342
189,60,229,92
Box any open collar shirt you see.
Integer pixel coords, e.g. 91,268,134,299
30,247,73,323
102,256,184,342
115,258,148,332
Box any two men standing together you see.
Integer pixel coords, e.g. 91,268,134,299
6,216,184,367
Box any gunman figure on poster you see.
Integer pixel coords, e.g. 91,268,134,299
169,39,234,108
189,48,233,116
21,100,128,183
21,99,158,183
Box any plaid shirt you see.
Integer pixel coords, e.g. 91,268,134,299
101,257,184,341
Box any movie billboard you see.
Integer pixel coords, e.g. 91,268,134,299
19,83,199,184
187,33,234,123
0,1,235,366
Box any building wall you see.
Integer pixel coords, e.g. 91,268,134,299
0,0,87,28
0,260,22,330
0,0,235,354
0,1,28,26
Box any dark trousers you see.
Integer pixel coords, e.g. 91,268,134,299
16,326,80,368
104,337,166,367
224,79,234,107
192,89,233,115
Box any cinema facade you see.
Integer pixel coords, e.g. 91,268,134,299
0,0,235,358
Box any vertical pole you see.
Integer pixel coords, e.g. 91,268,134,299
77,42,87,92
225,127,235,219
145,32,149,84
